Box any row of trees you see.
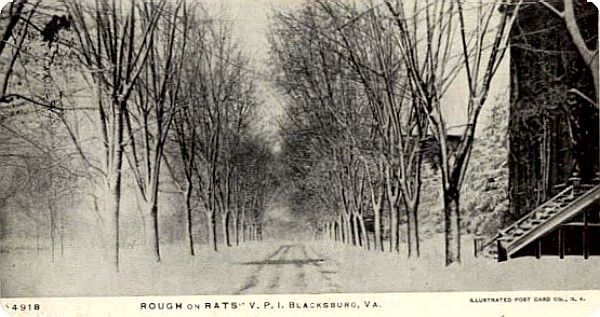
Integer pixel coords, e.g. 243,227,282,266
0,0,275,270
270,0,520,265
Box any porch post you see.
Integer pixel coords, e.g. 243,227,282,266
583,210,589,260
558,227,565,259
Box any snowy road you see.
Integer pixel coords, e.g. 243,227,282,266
235,243,340,294
3,239,600,297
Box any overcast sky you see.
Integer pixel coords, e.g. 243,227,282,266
203,0,509,143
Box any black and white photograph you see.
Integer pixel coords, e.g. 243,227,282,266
0,0,598,302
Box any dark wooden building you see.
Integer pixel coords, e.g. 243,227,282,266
487,0,599,261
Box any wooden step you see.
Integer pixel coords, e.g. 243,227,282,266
491,184,600,256
542,207,559,215
505,227,520,234
545,202,562,208
513,230,524,236
559,196,574,201
532,211,550,222
520,223,533,230
558,200,574,206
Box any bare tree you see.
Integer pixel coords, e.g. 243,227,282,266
1,0,73,119
0,0,37,102
169,16,260,252
539,0,598,106
270,5,373,249
316,0,429,256
66,0,165,269
124,0,189,262
385,0,519,264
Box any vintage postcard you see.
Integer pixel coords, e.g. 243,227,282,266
0,0,598,316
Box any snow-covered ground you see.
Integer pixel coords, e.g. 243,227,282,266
2,235,599,298
314,235,600,293
2,241,271,297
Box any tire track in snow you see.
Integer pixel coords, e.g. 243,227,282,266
235,245,290,294
235,243,339,294
307,244,340,292
266,245,292,291
292,244,309,291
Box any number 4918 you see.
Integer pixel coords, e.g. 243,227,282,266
6,304,40,311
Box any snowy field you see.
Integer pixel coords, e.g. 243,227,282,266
1,235,599,298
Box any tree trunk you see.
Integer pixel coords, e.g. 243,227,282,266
222,212,231,247
185,183,195,256
258,224,263,241
49,204,55,263
331,222,335,240
206,211,217,251
387,183,399,253
332,222,336,240
405,202,421,257
351,214,360,246
60,211,64,257
240,209,246,243
563,0,599,104
444,189,461,265
389,203,398,252
405,205,413,258
345,214,352,244
374,200,383,251
106,178,122,270
339,215,344,243
334,221,339,241
339,214,346,243
150,204,160,261
233,211,239,246
107,101,125,270
49,156,57,262
591,59,598,102
139,201,161,261
0,0,25,59
357,215,369,250
412,205,421,257
585,58,600,104
369,183,384,251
